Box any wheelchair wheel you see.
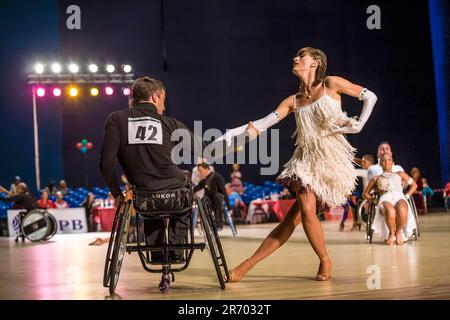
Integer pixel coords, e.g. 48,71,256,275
367,202,375,243
103,202,122,288
198,198,228,290
43,213,58,241
108,200,131,294
357,199,370,225
408,197,420,238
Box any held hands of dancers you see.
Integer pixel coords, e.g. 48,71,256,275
331,88,377,134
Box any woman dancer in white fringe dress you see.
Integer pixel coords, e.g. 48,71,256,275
218,47,378,281
363,154,418,245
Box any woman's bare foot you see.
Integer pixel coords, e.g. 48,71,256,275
315,257,332,281
89,237,108,246
226,258,254,283
385,234,395,245
395,231,404,245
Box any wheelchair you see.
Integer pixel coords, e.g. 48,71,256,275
357,192,420,244
15,209,58,243
103,188,230,294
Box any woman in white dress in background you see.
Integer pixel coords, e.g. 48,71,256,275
363,154,418,245
218,47,378,281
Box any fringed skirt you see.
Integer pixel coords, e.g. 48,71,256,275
277,143,357,209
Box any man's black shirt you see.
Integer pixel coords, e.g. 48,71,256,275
0,193,37,211
193,172,230,209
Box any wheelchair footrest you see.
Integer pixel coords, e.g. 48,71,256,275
126,243,206,253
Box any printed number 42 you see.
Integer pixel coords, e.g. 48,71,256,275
135,125,157,141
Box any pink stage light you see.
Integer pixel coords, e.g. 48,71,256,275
105,86,114,95
122,88,130,96
53,88,62,97
36,87,45,97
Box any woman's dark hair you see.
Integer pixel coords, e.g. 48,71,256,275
129,77,165,107
296,47,327,98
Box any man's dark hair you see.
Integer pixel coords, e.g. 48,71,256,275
197,163,210,170
129,77,165,107
378,141,390,148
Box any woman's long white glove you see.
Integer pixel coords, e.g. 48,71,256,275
216,111,280,146
332,88,377,134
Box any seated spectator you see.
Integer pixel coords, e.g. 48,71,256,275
225,183,247,223
58,180,69,196
444,182,450,212
279,188,295,200
230,163,244,195
54,191,69,209
37,190,55,209
104,192,116,208
9,176,21,196
45,180,57,196
421,178,434,213
411,167,424,214
82,192,97,232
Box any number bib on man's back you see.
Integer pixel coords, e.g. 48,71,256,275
128,116,163,145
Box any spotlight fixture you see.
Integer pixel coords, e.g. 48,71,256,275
36,87,46,97
68,87,78,97
105,86,114,95
122,64,132,73
35,63,45,74
122,87,131,96
68,63,79,73
51,63,62,73
88,64,98,73
90,87,99,96
106,64,115,73
53,88,61,97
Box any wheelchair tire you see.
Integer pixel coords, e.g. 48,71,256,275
408,197,420,238
108,200,131,295
198,199,227,290
103,202,122,288
367,202,375,243
43,213,58,241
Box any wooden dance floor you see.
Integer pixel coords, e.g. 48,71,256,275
1,212,450,300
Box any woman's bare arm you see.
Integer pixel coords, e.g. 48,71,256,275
363,177,378,201
399,172,417,199
326,76,377,134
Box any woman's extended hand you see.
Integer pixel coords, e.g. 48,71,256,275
246,121,260,139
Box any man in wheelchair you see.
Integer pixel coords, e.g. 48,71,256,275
100,77,257,263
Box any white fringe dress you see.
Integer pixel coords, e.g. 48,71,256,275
277,89,358,209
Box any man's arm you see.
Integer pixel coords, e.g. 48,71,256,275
99,114,123,199
193,178,206,193
215,174,231,209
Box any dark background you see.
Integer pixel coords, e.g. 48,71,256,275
0,0,448,192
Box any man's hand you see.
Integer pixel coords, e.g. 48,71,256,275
115,194,125,210
246,121,260,139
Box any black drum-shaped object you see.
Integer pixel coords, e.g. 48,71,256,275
21,210,58,242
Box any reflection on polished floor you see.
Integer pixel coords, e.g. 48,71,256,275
1,212,450,300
